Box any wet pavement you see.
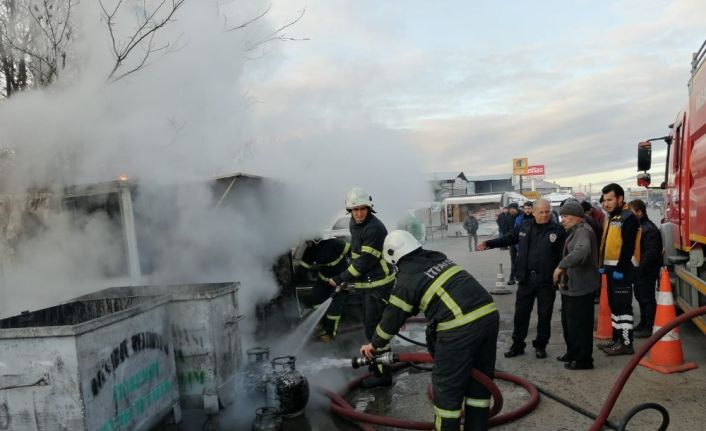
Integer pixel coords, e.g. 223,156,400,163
174,233,706,430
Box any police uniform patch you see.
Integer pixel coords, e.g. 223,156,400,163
549,233,557,243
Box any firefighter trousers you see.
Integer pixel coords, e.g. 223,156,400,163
310,282,345,336
606,268,634,345
431,311,500,431
362,282,394,374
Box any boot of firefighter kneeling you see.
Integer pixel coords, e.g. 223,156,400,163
360,363,393,388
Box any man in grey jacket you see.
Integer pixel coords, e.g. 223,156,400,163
553,200,600,370
463,211,479,251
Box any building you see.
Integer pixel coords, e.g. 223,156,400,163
425,172,470,201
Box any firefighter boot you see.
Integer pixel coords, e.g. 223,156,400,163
465,406,490,431
361,364,393,388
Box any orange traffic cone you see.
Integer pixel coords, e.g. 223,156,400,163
593,273,612,340
639,267,698,374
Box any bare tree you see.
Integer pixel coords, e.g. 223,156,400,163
0,0,75,98
99,0,186,83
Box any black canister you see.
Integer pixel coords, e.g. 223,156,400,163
268,356,309,418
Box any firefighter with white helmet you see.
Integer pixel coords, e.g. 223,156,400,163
360,230,499,431
329,186,396,388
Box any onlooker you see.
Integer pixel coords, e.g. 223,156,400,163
463,211,480,252
477,199,565,359
598,183,641,356
628,199,663,338
511,202,534,284
553,201,600,370
506,203,520,284
581,200,604,243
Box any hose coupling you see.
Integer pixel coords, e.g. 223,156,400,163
351,352,399,369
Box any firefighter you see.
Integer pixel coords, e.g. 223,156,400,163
598,183,641,355
360,230,499,431
297,234,350,341
329,186,396,388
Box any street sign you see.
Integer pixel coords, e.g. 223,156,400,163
526,165,545,176
512,158,528,176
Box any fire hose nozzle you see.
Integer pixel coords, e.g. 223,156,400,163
332,283,350,297
351,352,399,369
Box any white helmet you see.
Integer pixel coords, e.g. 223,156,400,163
345,186,374,211
383,230,421,265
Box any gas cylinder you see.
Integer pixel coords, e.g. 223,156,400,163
251,406,282,431
267,356,309,417
242,346,271,395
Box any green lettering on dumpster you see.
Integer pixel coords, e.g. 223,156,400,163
100,376,173,430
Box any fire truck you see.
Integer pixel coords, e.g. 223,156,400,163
637,38,706,333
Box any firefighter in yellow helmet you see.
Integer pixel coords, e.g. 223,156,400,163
329,187,396,388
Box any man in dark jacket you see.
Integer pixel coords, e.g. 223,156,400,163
463,211,480,252
298,236,350,341
629,199,663,338
553,201,600,370
330,187,396,387
477,198,565,359
361,230,498,431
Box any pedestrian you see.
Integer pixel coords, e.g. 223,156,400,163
329,187,396,387
552,200,600,370
597,183,641,356
463,211,479,251
361,230,498,431
477,198,565,359
628,199,663,338
581,200,604,244
505,203,520,284
297,234,351,341
511,201,534,284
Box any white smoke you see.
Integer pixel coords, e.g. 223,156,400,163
0,0,432,323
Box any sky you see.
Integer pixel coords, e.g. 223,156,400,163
0,0,704,318
245,0,706,192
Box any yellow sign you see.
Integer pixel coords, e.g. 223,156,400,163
522,191,540,200
512,158,528,176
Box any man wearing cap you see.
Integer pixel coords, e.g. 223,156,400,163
553,200,600,370
477,199,565,359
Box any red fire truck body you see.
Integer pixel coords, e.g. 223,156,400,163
638,39,706,332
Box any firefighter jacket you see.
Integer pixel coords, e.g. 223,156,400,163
638,217,662,277
331,213,395,289
599,206,641,273
371,249,496,349
485,219,565,285
299,238,350,282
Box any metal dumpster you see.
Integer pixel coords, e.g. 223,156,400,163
0,296,180,431
77,282,242,412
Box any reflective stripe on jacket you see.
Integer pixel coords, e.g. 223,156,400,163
332,213,395,288
371,249,495,349
600,207,641,271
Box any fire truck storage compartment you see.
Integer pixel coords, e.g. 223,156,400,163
76,282,242,411
0,296,179,431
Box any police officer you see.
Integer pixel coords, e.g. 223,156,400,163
297,234,350,341
360,230,498,431
477,198,565,359
597,183,641,355
330,187,396,387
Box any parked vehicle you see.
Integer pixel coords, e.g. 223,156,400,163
636,38,706,333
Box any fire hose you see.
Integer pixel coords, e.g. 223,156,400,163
320,305,706,430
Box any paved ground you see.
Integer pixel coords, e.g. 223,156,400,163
194,233,706,431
